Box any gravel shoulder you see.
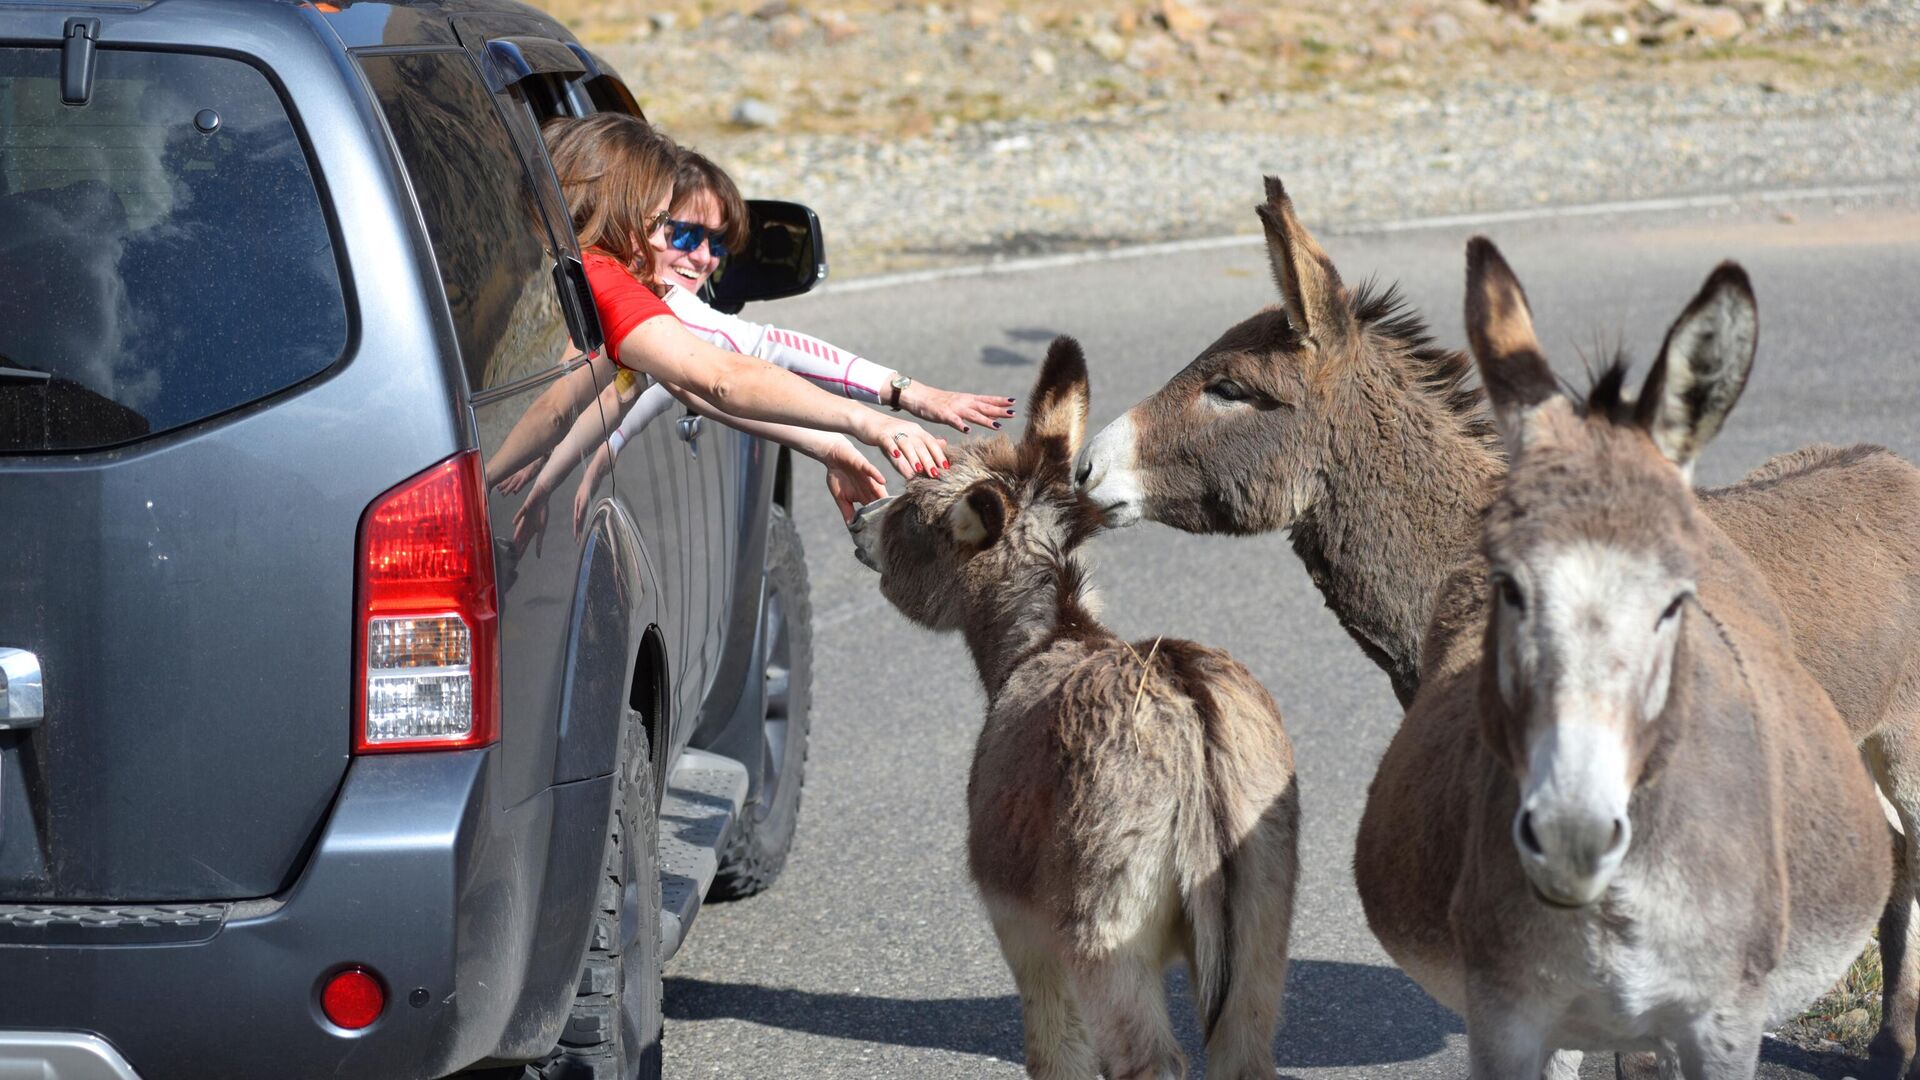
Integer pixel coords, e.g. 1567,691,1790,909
534,0,1920,277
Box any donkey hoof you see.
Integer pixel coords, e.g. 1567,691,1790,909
1866,1028,1916,1080
1614,1051,1662,1080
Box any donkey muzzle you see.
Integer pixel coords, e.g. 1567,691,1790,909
1078,414,1145,527
848,495,894,573
1514,803,1631,908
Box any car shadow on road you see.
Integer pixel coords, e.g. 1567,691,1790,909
665,958,1462,1069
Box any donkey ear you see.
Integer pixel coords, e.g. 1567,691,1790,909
1023,336,1091,464
1633,262,1757,473
1256,177,1348,348
1464,237,1559,444
948,479,1010,550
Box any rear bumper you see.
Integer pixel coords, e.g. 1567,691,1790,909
0,1032,140,1080
0,749,588,1080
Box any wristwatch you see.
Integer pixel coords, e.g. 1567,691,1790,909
887,373,912,411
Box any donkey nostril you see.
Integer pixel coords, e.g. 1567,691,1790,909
1074,457,1094,488
1606,818,1629,855
1517,811,1544,857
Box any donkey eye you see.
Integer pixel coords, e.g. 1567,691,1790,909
1657,592,1688,627
1491,572,1525,612
1206,378,1252,403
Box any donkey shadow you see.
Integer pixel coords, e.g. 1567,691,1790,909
665,959,1459,1070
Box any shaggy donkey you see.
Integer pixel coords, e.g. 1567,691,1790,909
1355,240,1889,1078
850,338,1299,1080
1078,178,1920,1076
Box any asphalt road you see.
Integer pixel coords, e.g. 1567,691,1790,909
661,195,1920,1079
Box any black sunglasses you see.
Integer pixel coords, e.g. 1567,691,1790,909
667,220,730,260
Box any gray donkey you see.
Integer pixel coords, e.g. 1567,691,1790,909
1079,178,1920,1077
1354,241,1891,1078
850,338,1299,1080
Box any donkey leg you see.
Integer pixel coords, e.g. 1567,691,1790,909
1672,1009,1764,1080
1071,949,1184,1080
986,900,1097,1080
1202,823,1297,1080
1464,996,1549,1080
1865,739,1920,1079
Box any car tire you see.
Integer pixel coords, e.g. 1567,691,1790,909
710,504,812,901
540,713,663,1080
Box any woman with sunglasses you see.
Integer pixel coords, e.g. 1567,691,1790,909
540,146,1017,531
658,149,1014,432
494,114,947,505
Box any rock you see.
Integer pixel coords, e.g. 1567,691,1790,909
963,5,996,30
822,15,862,44
769,14,810,49
1675,2,1747,40
989,134,1034,154
1029,47,1058,76
730,98,782,128
1531,0,1632,31
1838,1007,1872,1032
1370,34,1408,60
1115,9,1139,34
1159,0,1214,37
749,0,790,18
1422,11,1467,42
648,11,677,31
1086,29,1129,62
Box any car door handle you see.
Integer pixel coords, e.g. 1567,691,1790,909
676,414,703,459
0,648,43,729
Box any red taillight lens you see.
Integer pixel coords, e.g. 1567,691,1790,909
321,966,385,1030
353,452,498,753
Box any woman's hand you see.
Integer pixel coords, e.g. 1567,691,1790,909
898,382,1018,435
510,484,553,559
493,454,548,495
572,443,616,541
853,411,948,480
818,441,889,525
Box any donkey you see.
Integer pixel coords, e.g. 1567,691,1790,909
1354,239,1891,1078
1077,177,1920,1076
850,337,1299,1080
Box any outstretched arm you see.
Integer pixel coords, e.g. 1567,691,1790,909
621,316,948,479
665,287,1016,434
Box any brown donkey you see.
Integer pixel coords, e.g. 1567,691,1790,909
850,338,1299,1079
1077,178,1920,1075
1356,241,1890,1077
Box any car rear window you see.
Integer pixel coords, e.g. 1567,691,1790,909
0,47,347,453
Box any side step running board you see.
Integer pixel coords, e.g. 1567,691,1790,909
657,749,749,963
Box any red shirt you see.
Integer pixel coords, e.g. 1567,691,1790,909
583,250,673,370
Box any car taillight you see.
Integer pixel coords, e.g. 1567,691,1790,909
353,452,498,753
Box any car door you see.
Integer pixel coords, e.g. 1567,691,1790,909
356,45,609,808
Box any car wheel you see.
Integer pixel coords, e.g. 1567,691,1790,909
710,504,812,900
541,713,662,1080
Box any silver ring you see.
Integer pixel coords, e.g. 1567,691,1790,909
892,431,911,441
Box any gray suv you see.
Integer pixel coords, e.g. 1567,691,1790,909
0,3,824,1077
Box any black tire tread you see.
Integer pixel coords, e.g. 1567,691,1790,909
537,720,662,1080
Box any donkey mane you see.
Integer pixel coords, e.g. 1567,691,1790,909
1350,277,1497,446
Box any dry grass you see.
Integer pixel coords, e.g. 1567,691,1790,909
1778,935,1884,1055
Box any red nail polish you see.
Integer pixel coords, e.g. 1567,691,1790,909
942,460,950,469
892,449,900,457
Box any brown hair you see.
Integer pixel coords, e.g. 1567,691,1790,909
542,114,679,280
671,146,750,255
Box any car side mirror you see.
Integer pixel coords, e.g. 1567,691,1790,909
705,200,827,315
